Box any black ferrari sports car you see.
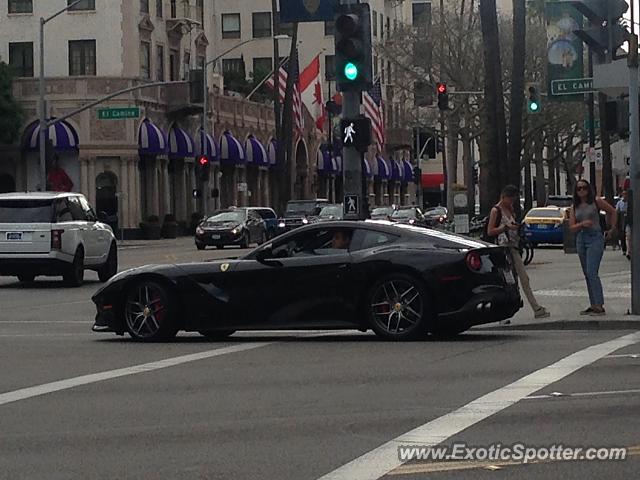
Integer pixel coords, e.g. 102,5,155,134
92,221,522,342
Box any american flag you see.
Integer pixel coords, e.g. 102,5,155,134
363,78,385,152
265,53,304,135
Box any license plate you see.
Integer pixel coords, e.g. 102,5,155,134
503,270,516,284
6,232,22,241
211,234,221,240
536,224,550,229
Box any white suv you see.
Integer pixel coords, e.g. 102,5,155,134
0,192,117,286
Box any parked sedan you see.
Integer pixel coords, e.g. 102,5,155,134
195,208,266,250
92,220,522,342
317,204,344,222
390,207,429,228
370,206,394,220
524,207,567,245
423,206,449,227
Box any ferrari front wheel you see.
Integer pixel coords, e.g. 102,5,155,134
125,281,178,342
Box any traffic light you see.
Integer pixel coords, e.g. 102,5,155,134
567,0,629,60
526,83,541,114
413,166,422,184
436,136,445,153
340,116,372,153
196,156,210,182
334,3,373,92
437,83,449,111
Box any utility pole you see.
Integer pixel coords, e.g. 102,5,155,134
588,48,597,186
628,33,640,315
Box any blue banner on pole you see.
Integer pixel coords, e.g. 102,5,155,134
279,0,339,23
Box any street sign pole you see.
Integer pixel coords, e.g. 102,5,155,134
628,34,640,315
342,90,364,220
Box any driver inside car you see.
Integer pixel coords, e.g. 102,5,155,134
331,230,352,250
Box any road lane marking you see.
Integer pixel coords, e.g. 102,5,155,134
606,353,640,358
525,388,640,400
316,331,640,480
0,321,88,324
0,342,271,407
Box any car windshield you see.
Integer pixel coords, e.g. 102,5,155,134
526,209,563,219
207,211,245,222
425,207,446,216
319,206,342,218
371,207,393,217
0,200,54,223
546,196,572,208
392,209,417,219
286,201,318,215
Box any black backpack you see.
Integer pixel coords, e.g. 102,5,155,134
481,206,502,244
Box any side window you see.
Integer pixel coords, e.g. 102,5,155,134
351,229,399,251
270,228,353,258
67,197,87,221
248,210,260,222
259,209,276,219
78,196,96,221
54,199,73,223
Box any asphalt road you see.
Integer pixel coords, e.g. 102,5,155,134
0,238,638,479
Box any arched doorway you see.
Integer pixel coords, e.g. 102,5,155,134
96,172,118,231
0,174,16,193
295,140,308,199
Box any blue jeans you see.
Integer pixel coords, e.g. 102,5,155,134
576,230,605,306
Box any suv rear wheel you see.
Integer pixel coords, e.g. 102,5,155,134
63,247,85,287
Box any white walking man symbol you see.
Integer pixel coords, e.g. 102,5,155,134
347,196,357,212
344,122,356,144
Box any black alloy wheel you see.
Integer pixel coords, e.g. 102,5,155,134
125,281,178,341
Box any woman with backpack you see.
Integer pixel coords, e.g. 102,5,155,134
569,180,617,316
487,185,550,320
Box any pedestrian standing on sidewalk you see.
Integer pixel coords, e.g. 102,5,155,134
616,191,628,255
487,185,550,319
569,180,617,316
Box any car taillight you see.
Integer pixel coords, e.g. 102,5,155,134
466,251,482,272
51,229,64,250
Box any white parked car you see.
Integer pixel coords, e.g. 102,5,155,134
0,192,117,286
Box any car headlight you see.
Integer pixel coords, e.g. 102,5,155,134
409,219,416,225
278,221,286,228
302,218,309,225
196,226,204,235
231,227,239,235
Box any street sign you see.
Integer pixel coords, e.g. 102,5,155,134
97,107,140,120
344,195,359,216
550,78,594,96
279,0,339,23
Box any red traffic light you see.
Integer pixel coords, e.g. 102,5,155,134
437,83,447,95
198,156,209,166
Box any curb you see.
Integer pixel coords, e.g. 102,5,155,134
476,319,640,331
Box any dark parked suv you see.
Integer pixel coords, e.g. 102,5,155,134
276,199,329,233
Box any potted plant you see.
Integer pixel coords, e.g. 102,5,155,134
161,214,179,239
140,215,161,240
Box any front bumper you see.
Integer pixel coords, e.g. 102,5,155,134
92,305,123,335
0,252,73,276
436,285,522,327
195,230,243,246
525,227,563,244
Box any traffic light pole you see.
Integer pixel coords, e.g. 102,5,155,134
342,90,365,220
628,34,640,315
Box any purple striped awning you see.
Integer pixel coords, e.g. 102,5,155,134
402,160,414,183
268,139,278,167
317,148,338,175
375,156,390,179
195,128,217,159
168,125,195,159
390,160,402,181
220,131,245,164
363,159,372,177
245,135,268,166
23,118,79,152
138,118,167,156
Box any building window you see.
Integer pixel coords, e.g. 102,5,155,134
253,57,272,74
183,51,191,80
324,55,335,81
197,0,204,27
222,13,241,39
386,17,391,37
324,20,334,36
197,55,205,70
372,11,378,37
412,2,432,28
9,42,33,77
170,0,176,18
252,12,272,38
274,11,294,37
222,58,244,74
156,0,162,17
69,40,96,76
140,0,149,14
68,0,95,11
373,55,378,79
380,14,384,39
387,60,392,85
140,41,151,79
169,49,179,81
156,45,164,80
8,0,32,14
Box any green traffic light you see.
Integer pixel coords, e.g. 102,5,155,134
529,101,539,112
344,62,359,81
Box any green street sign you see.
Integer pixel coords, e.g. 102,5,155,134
550,78,594,96
98,107,140,120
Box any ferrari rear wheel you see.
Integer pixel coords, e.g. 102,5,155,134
367,274,429,341
125,281,178,342
198,330,236,341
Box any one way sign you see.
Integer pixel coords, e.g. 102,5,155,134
344,195,359,217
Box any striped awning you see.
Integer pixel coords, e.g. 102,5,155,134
195,128,217,160
375,156,390,179
23,118,79,152
245,135,268,166
390,160,402,181
402,160,414,183
363,159,372,177
220,131,245,164
317,148,338,175
138,118,167,156
168,125,195,159
268,139,278,167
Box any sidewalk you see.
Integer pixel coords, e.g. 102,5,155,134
480,246,640,330
118,237,194,250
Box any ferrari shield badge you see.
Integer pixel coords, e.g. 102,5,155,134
220,263,230,272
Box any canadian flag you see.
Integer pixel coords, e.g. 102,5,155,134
299,55,326,131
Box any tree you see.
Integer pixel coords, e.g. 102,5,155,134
0,62,23,145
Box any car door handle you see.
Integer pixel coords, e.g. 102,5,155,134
338,264,349,270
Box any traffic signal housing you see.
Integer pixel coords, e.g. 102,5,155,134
526,83,541,114
196,156,211,182
568,0,629,60
334,3,373,92
437,83,449,111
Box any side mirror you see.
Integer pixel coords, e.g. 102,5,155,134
255,244,283,267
